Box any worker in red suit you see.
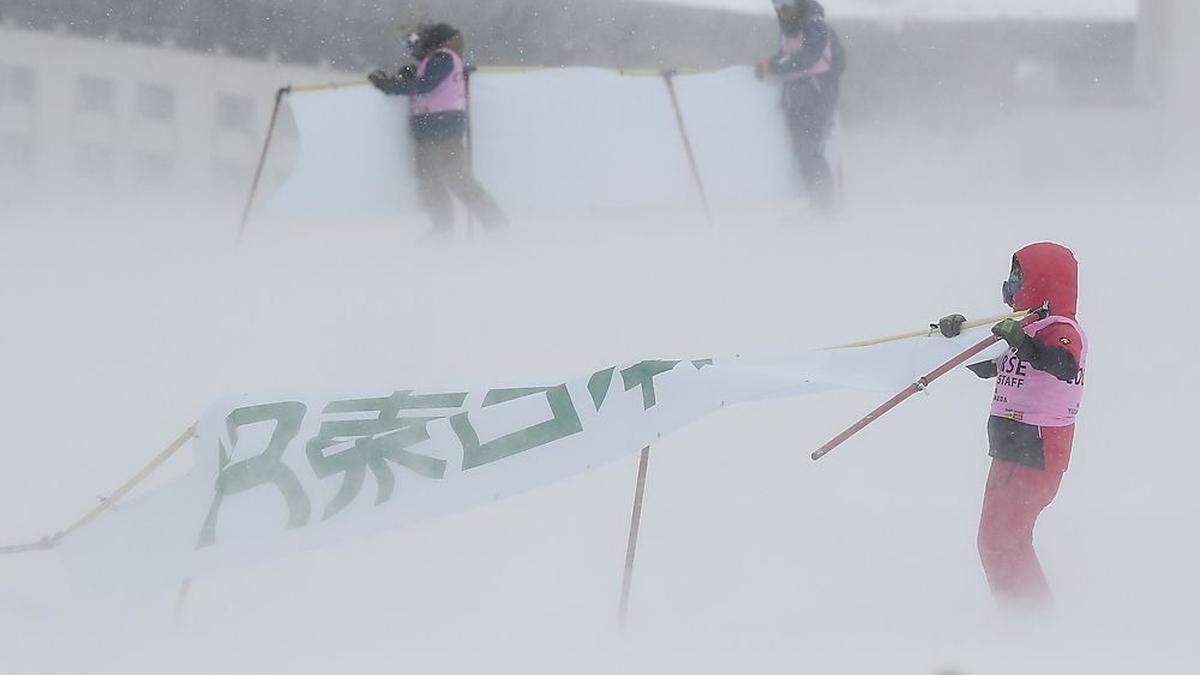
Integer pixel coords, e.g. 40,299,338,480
939,242,1087,608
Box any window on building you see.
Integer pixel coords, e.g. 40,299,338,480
0,64,35,106
135,83,175,123
77,75,117,116
216,94,254,135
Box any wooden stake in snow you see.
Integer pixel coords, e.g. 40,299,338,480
662,70,714,227
618,446,652,631
465,67,477,238
236,86,290,243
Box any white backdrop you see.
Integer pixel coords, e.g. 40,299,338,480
262,67,812,226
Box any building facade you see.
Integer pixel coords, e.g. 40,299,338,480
0,1,1150,221
1137,0,1200,166
0,24,327,217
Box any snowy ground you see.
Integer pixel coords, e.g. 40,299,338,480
1,105,1197,674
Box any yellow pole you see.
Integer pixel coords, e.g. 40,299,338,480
282,65,719,96
826,311,1024,350
289,78,370,94
0,422,196,554
0,425,197,555
57,425,197,540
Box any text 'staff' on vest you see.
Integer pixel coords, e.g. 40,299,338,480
991,316,1087,428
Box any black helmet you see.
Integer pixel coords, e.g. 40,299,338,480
410,22,460,59
772,0,824,18
773,0,823,35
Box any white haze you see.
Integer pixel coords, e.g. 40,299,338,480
645,0,1137,21
1,22,1198,675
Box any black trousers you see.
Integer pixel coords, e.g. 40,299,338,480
782,80,838,212
413,136,507,232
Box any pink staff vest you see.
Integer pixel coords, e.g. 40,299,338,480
991,315,1087,428
779,30,833,82
411,48,467,116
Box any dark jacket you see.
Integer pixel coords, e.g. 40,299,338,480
768,0,844,114
370,52,466,143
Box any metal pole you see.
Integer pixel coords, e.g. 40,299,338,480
812,311,1044,461
618,446,652,630
236,86,289,243
464,68,476,238
661,71,715,227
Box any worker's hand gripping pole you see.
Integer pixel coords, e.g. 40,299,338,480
811,309,1045,461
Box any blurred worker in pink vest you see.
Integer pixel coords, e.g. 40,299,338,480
757,0,846,214
940,242,1088,608
369,23,507,239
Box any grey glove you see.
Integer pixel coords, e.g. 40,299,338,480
367,69,390,90
935,314,967,338
991,318,1027,350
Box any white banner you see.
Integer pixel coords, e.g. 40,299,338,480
55,327,1005,590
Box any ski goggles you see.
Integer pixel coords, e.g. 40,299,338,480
1002,260,1024,306
1002,279,1022,306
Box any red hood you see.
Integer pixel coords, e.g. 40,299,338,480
1012,242,1078,317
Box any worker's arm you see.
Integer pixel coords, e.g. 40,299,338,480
369,53,453,96
768,21,830,76
1017,324,1083,383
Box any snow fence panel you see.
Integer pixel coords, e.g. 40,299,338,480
469,68,700,219
669,67,806,210
264,86,420,224
262,69,716,226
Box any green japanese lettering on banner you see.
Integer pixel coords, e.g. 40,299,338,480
588,367,616,411
620,360,682,410
198,401,309,548
620,359,713,409
305,391,467,520
451,385,583,470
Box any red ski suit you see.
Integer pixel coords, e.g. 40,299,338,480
977,243,1085,607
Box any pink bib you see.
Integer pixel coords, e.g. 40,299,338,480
991,316,1087,428
411,48,467,116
